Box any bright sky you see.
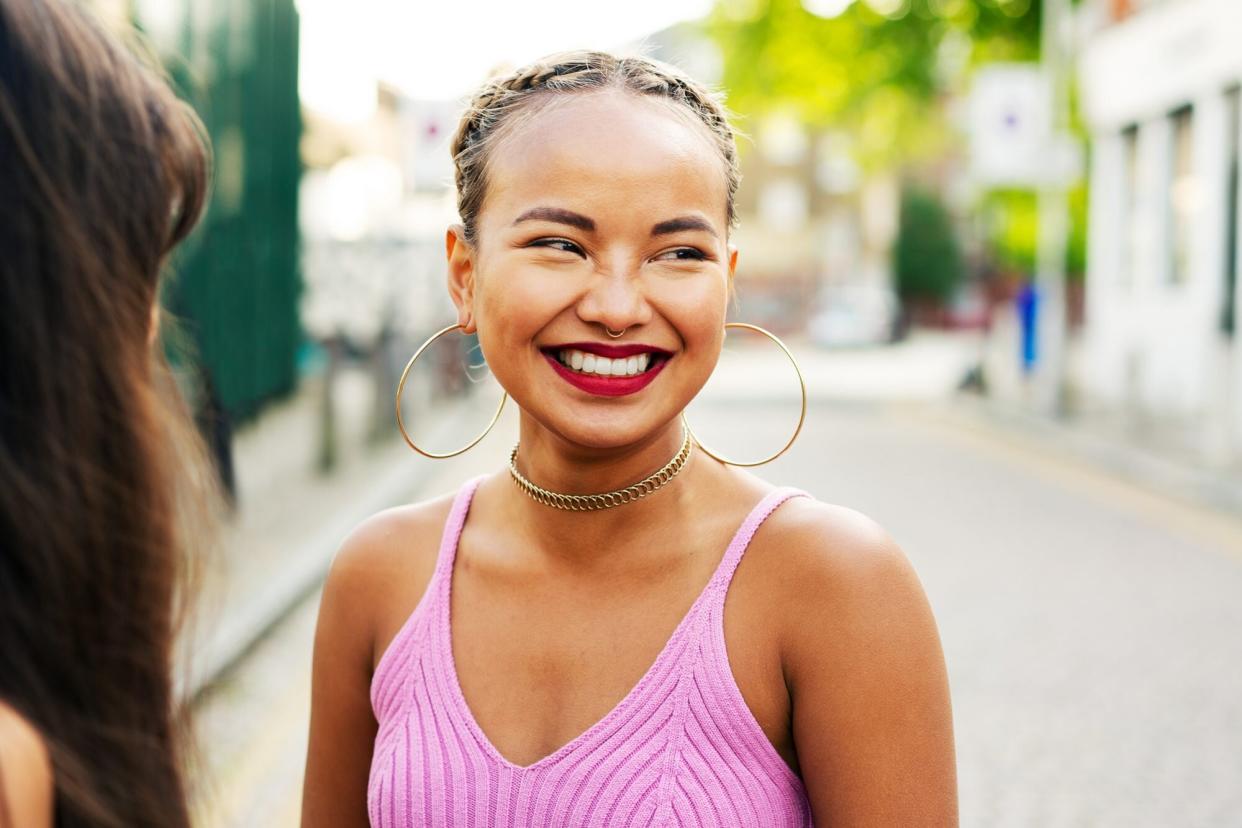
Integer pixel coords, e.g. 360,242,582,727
297,0,715,121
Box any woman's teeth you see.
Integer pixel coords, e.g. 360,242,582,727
557,349,652,377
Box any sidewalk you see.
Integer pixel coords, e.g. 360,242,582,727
699,329,983,402
969,307,1242,518
947,392,1242,518
714,324,1242,517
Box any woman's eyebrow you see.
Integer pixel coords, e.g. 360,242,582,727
651,216,718,238
512,206,595,231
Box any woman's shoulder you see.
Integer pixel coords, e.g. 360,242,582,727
319,489,461,666
746,491,934,650
742,492,956,822
0,702,53,828
757,492,908,578
329,490,459,586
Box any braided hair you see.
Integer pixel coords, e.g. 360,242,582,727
450,50,739,243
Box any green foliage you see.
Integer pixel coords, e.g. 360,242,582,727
980,183,1088,280
982,188,1037,274
1066,180,1088,279
705,0,1090,288
894,186,965,302
704,0,1041,169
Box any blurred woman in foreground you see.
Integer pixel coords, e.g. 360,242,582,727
0,0,212,825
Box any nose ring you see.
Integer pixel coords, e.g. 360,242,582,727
604,326,626,339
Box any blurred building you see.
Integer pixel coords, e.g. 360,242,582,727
1079,0,1242,459
731,114,900,340
299,82,459,350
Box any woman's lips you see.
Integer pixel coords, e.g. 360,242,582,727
539,341,673,397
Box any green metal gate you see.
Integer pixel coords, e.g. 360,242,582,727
137,0,303,420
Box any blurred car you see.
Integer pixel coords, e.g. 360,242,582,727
808,283,900,347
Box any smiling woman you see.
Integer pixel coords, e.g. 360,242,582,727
302,51,958,828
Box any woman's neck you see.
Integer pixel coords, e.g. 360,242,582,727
496,415,712,568
513,416,687,497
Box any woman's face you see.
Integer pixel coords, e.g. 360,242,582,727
452,90,735,450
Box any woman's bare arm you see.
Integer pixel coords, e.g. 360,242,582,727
0,702,53,828
301,498,448,828
776,501,958,826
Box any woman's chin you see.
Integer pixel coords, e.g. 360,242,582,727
522,405,684,454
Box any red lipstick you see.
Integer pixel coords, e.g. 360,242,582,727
541,346,670,397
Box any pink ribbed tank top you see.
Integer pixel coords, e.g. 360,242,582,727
368,476,814,827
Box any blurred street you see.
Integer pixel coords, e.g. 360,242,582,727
191,378,1242,828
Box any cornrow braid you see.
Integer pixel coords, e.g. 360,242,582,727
450,50,739,243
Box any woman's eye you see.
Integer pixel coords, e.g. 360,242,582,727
654,247,707,262
528,238,584,256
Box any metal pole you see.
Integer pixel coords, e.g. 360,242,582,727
1035,0,1070,415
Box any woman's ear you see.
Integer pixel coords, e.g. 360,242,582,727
446,225,478,333
727,245,739,304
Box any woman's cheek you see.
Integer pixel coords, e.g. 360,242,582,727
473,276,563,380
662,280,727,342
488,264,572,326
472,288,516,370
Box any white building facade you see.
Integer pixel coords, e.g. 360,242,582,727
1080,0,1242,459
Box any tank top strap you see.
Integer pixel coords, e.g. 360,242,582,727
369,475,486,721
429,475,486,601
706,487,810,600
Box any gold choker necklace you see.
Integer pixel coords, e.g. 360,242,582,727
508,429,693,511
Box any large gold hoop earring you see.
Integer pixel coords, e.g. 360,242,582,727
682,322,807,468
395,323,507,459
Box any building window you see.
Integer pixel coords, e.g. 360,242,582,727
1121,125,1139,288
1169,105,1197,285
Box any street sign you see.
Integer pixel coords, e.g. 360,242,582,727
969,64,1064,187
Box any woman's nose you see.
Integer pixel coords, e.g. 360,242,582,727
577,268,652,333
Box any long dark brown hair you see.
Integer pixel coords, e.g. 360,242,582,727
0,0,212,825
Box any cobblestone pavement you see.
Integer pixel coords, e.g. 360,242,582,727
192,398,1242,827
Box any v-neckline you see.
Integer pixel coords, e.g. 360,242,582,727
437,490,771,773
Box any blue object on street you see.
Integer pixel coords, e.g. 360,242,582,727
1016,282,1039,375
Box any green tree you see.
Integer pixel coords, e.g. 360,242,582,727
704,0,1088,285
704,0,1040,169
894,186,965,303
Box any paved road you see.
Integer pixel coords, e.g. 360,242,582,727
192,398,1242,827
